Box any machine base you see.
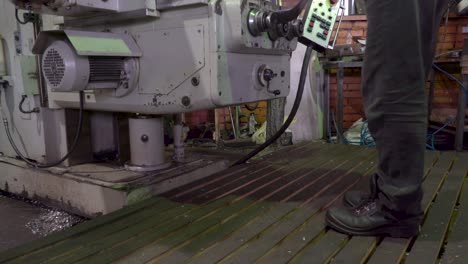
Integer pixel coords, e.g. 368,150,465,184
124,161,172,172
0,148,236,218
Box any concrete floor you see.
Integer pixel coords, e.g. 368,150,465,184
0,194,43,252
0,193,84,252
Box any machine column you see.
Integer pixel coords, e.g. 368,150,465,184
173,114,185,162
126,115,171,172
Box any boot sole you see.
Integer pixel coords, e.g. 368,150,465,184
326,214,421,238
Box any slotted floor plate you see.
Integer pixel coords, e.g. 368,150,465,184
1,142,467,264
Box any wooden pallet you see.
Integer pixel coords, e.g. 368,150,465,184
0,142,466,264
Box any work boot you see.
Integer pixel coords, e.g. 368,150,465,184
325,200,421,238
343,191,370,208
343,173,378,208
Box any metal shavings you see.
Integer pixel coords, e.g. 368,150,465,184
1,190,85,237
26,209,83,237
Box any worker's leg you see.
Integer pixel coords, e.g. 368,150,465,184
363,0,450,216
326,0,450,237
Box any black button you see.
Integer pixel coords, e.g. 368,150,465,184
319,3,323,6
326,21,331,26
314,8,318,12
328,16,333,20
321,12,325,16
317,33,326,40
307,27,313,33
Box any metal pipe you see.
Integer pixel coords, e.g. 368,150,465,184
0,36,6,76
428,69,436,119
347,0,355,15
235,106,240,138
173,113,185,162
330,3,345,49
455,40,468,151
228,107,237,139
455,77,466,152
337,66,344,143
33,15,48,107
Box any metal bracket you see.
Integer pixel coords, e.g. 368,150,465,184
14,31,22,54
0,76,13,87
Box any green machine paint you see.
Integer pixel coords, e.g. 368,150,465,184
299,0,344,51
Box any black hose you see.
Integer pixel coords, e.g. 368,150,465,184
19,95,40,114
15,8,29,25
270,0,309,24
3,91,85,168
232,46,313,166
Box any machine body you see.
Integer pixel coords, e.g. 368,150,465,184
0,0,344,216
27,0,299,115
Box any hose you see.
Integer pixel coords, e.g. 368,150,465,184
270,0,309,24
432,63,467,96
19,95,40,114
15,8,29,25
232,46,313,166
2,91,85,168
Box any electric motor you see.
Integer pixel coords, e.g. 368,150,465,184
42,40,138,93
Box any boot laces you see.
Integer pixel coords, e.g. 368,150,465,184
355,200,377,216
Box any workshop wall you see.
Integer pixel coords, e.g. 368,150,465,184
329,69,364,129
185,102,268,140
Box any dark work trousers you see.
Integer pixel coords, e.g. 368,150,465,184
362,0,452,216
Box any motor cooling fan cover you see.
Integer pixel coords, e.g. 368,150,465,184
42,40,90,92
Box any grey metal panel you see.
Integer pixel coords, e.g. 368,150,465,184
19,56,40,96
41,108,70,165
211,52,291,106
0,0,46,161
0,35,6,76
157,0,208,10
9,0,119,16
90,112,118,157
44,1,295,114
136,25,205,95
31,30,63,55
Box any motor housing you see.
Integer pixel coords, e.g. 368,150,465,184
41,39,138,95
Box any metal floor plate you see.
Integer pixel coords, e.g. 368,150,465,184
1,142,467,264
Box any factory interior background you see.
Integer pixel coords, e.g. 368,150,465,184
0,0,467,263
